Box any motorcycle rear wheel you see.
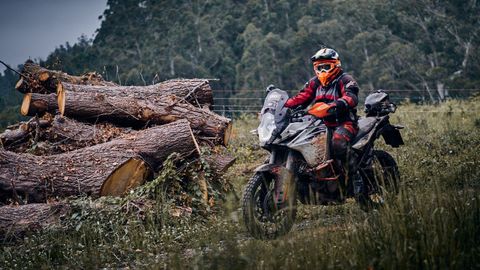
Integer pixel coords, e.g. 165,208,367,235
242,172,297,239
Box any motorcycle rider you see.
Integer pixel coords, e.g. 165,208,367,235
284,47,362,196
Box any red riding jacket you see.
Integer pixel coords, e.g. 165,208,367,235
285,71,359,127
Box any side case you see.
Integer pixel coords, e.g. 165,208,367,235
382,125,404,147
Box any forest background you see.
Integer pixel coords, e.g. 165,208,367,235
1,0,479,128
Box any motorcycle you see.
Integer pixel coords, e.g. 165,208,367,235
242,86,404,239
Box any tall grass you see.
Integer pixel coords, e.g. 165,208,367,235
1,98,479,269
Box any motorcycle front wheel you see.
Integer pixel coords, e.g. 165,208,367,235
358,150,400,209
370,150,400,194
242,171,297,239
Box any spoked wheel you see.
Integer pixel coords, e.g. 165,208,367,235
242,171,297,239
358,150,400,210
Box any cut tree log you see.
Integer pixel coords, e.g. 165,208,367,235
16,60,117,94
0,202,70,241
57,79,213,107
16,61,214,107
1,115,131,154
46,116,130,150
0,118,50,149
58,90,232,146
203,153,237,176
0,120,198,203
195,153,236,204
21,93,58,116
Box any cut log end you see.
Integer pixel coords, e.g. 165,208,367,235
15,77,23,89
20,93,32,116
57,84,65,116
100,157,153,196
20,93,57,117
38,71,50,82
56,82,63,96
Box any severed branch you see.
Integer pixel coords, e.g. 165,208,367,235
0,60,28,79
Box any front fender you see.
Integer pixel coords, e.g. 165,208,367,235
254,163,282,173
254,164,294,181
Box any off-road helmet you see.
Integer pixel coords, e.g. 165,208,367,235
311,48,342,86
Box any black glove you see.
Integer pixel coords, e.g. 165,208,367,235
289,108,304,122
335,100,348,113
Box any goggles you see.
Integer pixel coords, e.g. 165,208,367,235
314,61,339,73
314,63,335,72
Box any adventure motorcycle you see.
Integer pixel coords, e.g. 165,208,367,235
242,86,404,239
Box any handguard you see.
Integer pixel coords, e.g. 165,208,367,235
308,102,336,118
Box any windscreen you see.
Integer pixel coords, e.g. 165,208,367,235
258,89,289,146
260,90,283,115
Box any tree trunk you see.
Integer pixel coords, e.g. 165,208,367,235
57,79,213,107
1,115,131,155
0,120,198,203
58,90,232,146
16,61,214,108
16,61,117,94
436,81,446,101
21,93,58,116
0,202,70,241
46,116,131,149
203,153,237,176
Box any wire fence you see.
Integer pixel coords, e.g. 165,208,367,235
211,89,480,117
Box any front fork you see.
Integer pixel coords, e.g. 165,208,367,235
271,150,296,206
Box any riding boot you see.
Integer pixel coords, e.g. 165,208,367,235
347,152,364,197
335,148,364,196
352,171,366,198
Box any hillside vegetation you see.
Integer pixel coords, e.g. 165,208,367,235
1,97,479,269
1,0,479,128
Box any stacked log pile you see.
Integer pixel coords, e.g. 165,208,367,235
0,62,235,239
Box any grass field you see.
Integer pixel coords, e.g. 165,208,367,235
1,97,480,269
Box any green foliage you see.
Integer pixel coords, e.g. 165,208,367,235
1,100,479,269
0,69,25,131
39,0,480,94
1,0,479,129
0,153,229,268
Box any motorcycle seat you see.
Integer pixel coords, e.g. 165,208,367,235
352,117,378,145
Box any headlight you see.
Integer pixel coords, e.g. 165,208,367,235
258,112,276,145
